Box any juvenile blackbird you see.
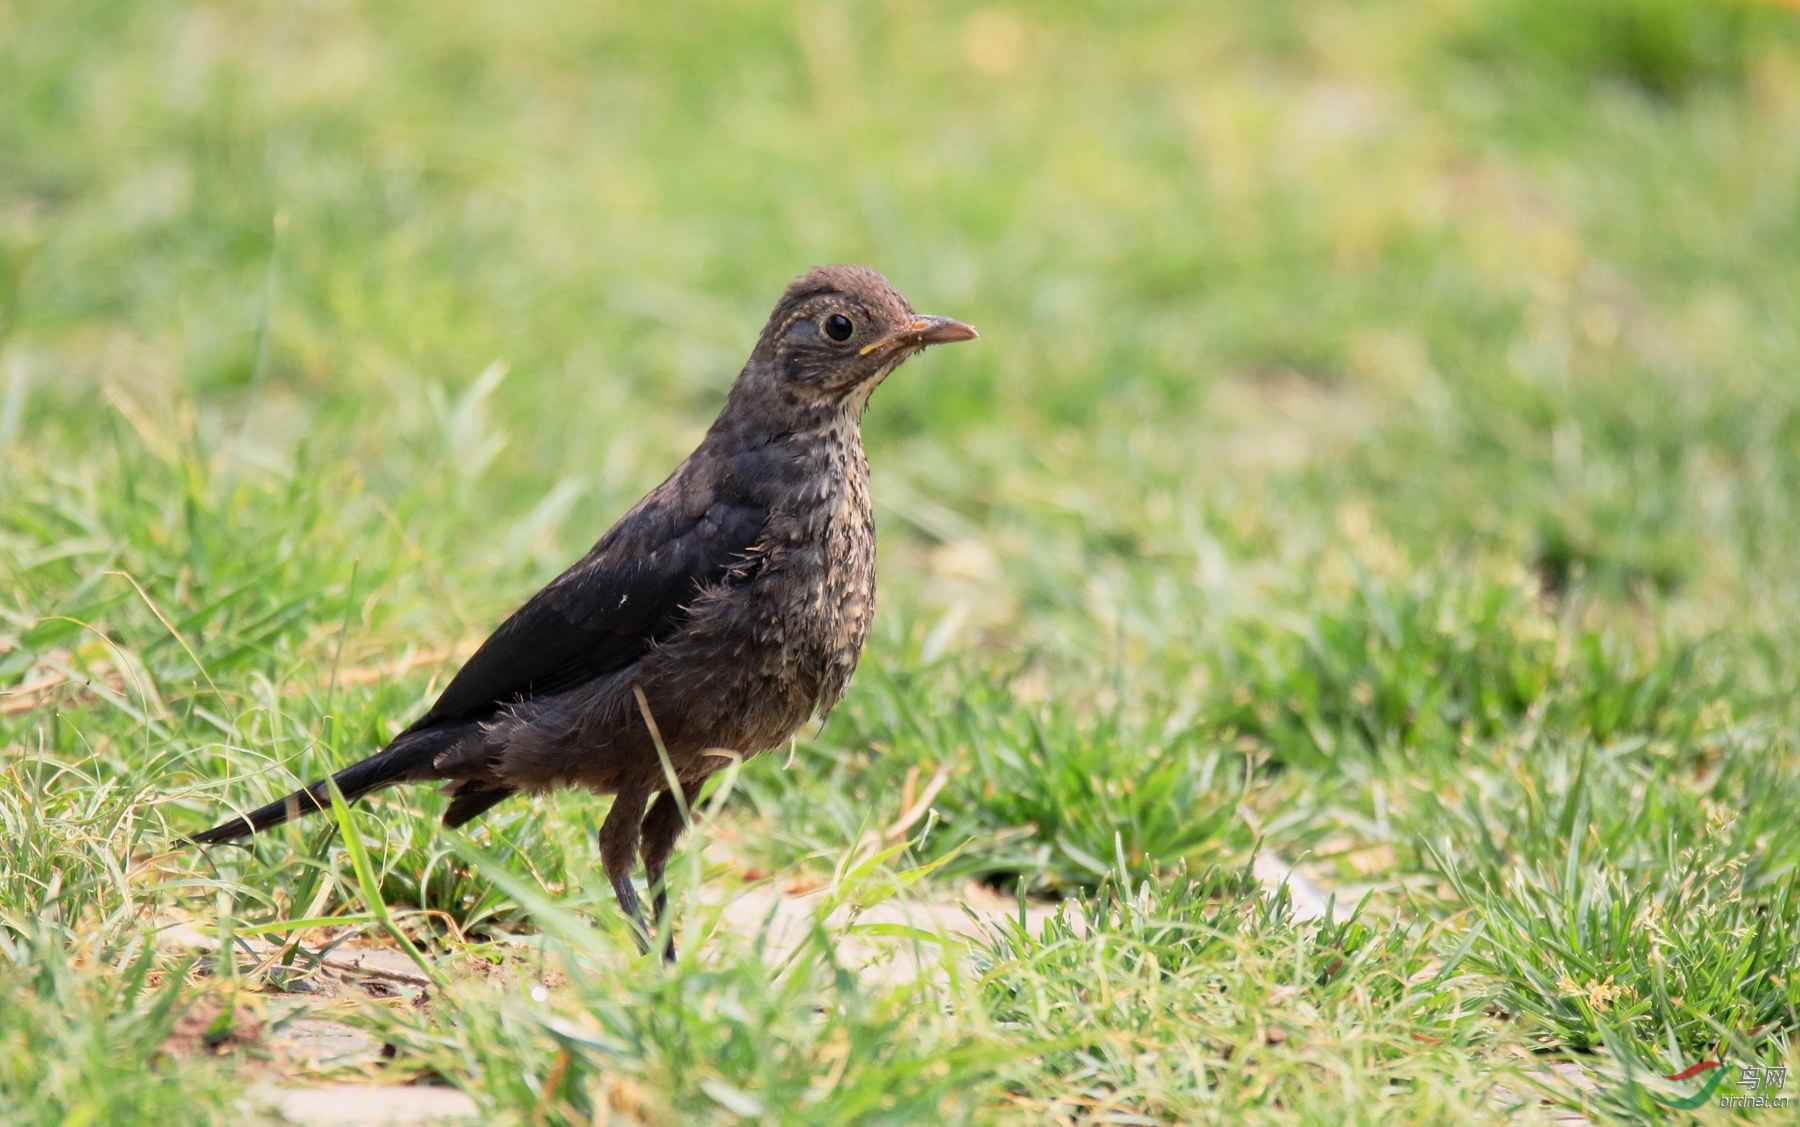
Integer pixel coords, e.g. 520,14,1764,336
190,265,977,957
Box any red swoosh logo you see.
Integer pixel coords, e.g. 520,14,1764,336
1663,1060,1724,1081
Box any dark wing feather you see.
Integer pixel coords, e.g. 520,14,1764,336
405,488,768,731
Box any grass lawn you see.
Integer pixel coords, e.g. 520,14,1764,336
5,0,1800,1122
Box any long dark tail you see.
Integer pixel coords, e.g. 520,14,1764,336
186,726,481,845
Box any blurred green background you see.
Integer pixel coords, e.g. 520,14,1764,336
5,0,1800,1122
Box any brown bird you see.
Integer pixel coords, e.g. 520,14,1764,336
189,265,977,958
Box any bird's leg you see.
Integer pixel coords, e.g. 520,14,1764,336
640,780,703,962
598,787,651,951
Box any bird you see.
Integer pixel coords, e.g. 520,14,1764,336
188,264,977,959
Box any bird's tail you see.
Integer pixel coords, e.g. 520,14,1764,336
185,727,461,845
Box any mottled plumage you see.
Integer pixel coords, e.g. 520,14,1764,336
189,265,977,957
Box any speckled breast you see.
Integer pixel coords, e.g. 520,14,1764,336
651,425,878,761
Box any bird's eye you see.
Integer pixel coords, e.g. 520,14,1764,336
822,313,854,343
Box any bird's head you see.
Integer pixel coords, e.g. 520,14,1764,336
739,265,977,419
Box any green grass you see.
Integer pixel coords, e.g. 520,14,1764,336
6,0,1800,1121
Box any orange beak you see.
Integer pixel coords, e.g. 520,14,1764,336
860,315,980,356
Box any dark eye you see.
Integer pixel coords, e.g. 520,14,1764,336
822,313,854,342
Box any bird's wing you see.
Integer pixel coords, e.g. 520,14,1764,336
407,488,768,729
